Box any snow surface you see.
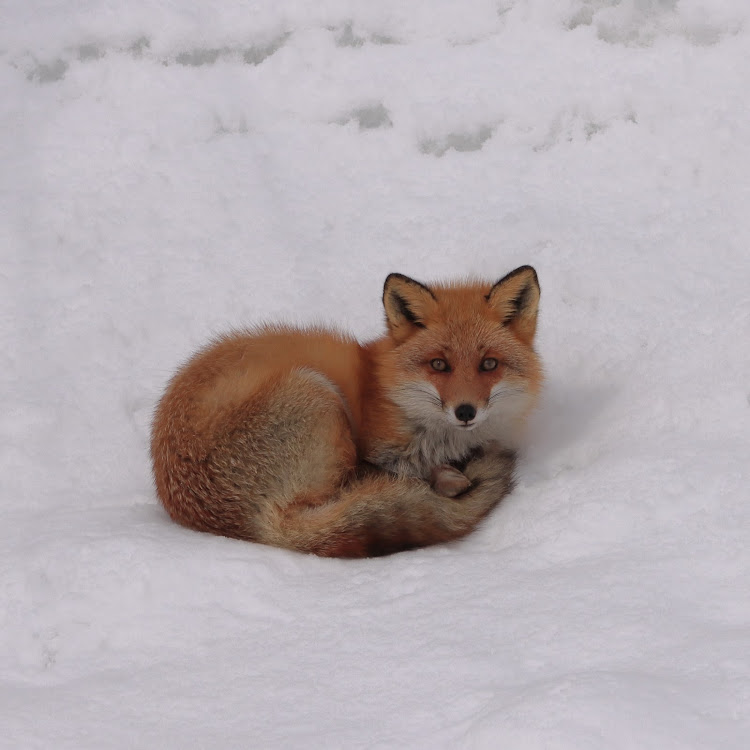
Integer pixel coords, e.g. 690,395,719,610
2,1,750,747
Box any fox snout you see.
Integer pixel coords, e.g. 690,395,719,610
447,401,486,430
454,403,477,424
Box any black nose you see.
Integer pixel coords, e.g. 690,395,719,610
454,403,476,423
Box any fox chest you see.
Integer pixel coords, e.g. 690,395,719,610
367,425,483,480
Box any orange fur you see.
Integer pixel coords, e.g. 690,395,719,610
151,267,542,557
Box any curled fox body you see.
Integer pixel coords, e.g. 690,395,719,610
151,266,542,557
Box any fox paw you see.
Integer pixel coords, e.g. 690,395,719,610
430,465,472,498
462,446,516,487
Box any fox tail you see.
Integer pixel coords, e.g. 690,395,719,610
262,449,515,557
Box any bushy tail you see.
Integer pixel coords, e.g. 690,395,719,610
263,449,516,557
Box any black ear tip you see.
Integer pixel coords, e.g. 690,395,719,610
382,272,435,300
493,265,540,293
384,272,415,286
511,265,539,285
383,273,404,300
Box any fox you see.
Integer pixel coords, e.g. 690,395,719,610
150,266,542,557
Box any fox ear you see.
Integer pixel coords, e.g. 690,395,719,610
383,273,437,342
486,265,540,344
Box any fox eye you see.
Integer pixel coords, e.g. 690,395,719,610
480,357,498,372
430,358,449,372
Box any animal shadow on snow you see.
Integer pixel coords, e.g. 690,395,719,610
526,378,616,472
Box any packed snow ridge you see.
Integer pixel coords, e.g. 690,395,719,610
2,1,749,748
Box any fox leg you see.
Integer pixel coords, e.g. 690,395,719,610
430,465,472,497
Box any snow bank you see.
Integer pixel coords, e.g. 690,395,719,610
2,1,749,747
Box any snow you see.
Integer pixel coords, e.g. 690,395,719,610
2,0,749,747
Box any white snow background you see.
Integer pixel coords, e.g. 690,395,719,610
2,1,749,747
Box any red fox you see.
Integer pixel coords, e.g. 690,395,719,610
151,266,542,557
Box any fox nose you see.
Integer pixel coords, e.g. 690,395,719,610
454,403,477,423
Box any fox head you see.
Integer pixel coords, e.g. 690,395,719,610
381,266,543,435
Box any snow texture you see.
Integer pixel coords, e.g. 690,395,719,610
2,1,749,747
